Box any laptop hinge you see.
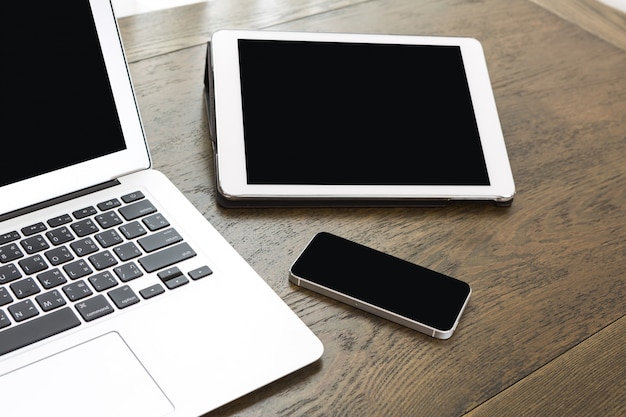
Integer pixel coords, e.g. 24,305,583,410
0,179,121,222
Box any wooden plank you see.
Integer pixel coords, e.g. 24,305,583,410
465,316,626,416
531,0,626,52
117,0,370,62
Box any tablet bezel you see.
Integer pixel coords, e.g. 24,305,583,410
209,30,515,206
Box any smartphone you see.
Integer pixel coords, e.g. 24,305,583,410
289,232,471,339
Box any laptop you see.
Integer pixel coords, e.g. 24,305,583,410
0,1,323,416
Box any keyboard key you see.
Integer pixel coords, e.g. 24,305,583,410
121,191,144,203
73,206,97,219
142,213,170,231
114,262,143,282
20,235,49,254
0,231,20,245
47,214,72,228
95,230,123,248
95,211,123,229
0,310,9,329
37,268,68,289
75,295,114,322
35,290,66,312
89,251,118,270
97,198,121,211
139,284,165,299
118,199,156,221
0,287,14,306
10,278,41,299
164,275,189,290
118,221,147,239
70,237,99,257
71,219,99,237
108,285,140,309
138,228,182,253
138,242,196,273
45,246,74,266
0,264,22,285
21,222,47,237
89,271,118,292
157,266,182,282
0,307,80,356
189,265,213,280
63,280,93,302
18,254,48,275
63,259,93,280
113,242,141,261
46,227,74,246
0,243,24,263
9,299,39,322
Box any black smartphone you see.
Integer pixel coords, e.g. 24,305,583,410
289,232,471,339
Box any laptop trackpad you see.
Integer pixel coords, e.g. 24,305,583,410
1,332,174,417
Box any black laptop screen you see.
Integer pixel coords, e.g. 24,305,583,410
1,2,126,187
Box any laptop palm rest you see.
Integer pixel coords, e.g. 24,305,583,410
0,332,173,417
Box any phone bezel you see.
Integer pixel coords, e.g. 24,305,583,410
289,232,471,339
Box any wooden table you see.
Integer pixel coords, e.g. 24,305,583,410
118,1,626,415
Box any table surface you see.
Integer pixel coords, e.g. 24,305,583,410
118,1,626,416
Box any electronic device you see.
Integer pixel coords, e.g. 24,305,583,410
205,30,515,207
0,2,322,417
289,232,471,339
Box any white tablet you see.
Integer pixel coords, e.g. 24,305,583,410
206,30,515,207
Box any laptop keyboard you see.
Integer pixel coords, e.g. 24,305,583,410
0,191,212,356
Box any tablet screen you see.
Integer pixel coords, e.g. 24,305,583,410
237,39,490,186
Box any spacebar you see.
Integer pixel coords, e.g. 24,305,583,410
0,307,81,356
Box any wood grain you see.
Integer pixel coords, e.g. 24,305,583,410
119,1,626,415
118,0,371,63
531,0,626,52
466,316,626,416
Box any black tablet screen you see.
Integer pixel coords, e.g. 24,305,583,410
238,39,489,186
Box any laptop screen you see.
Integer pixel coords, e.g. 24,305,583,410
2,0,150,216
2,2,126,188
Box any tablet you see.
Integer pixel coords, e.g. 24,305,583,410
206,30,515,207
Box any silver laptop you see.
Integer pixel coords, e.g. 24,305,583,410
0,1,323,416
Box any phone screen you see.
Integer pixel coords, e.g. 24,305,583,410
290,232,471,337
